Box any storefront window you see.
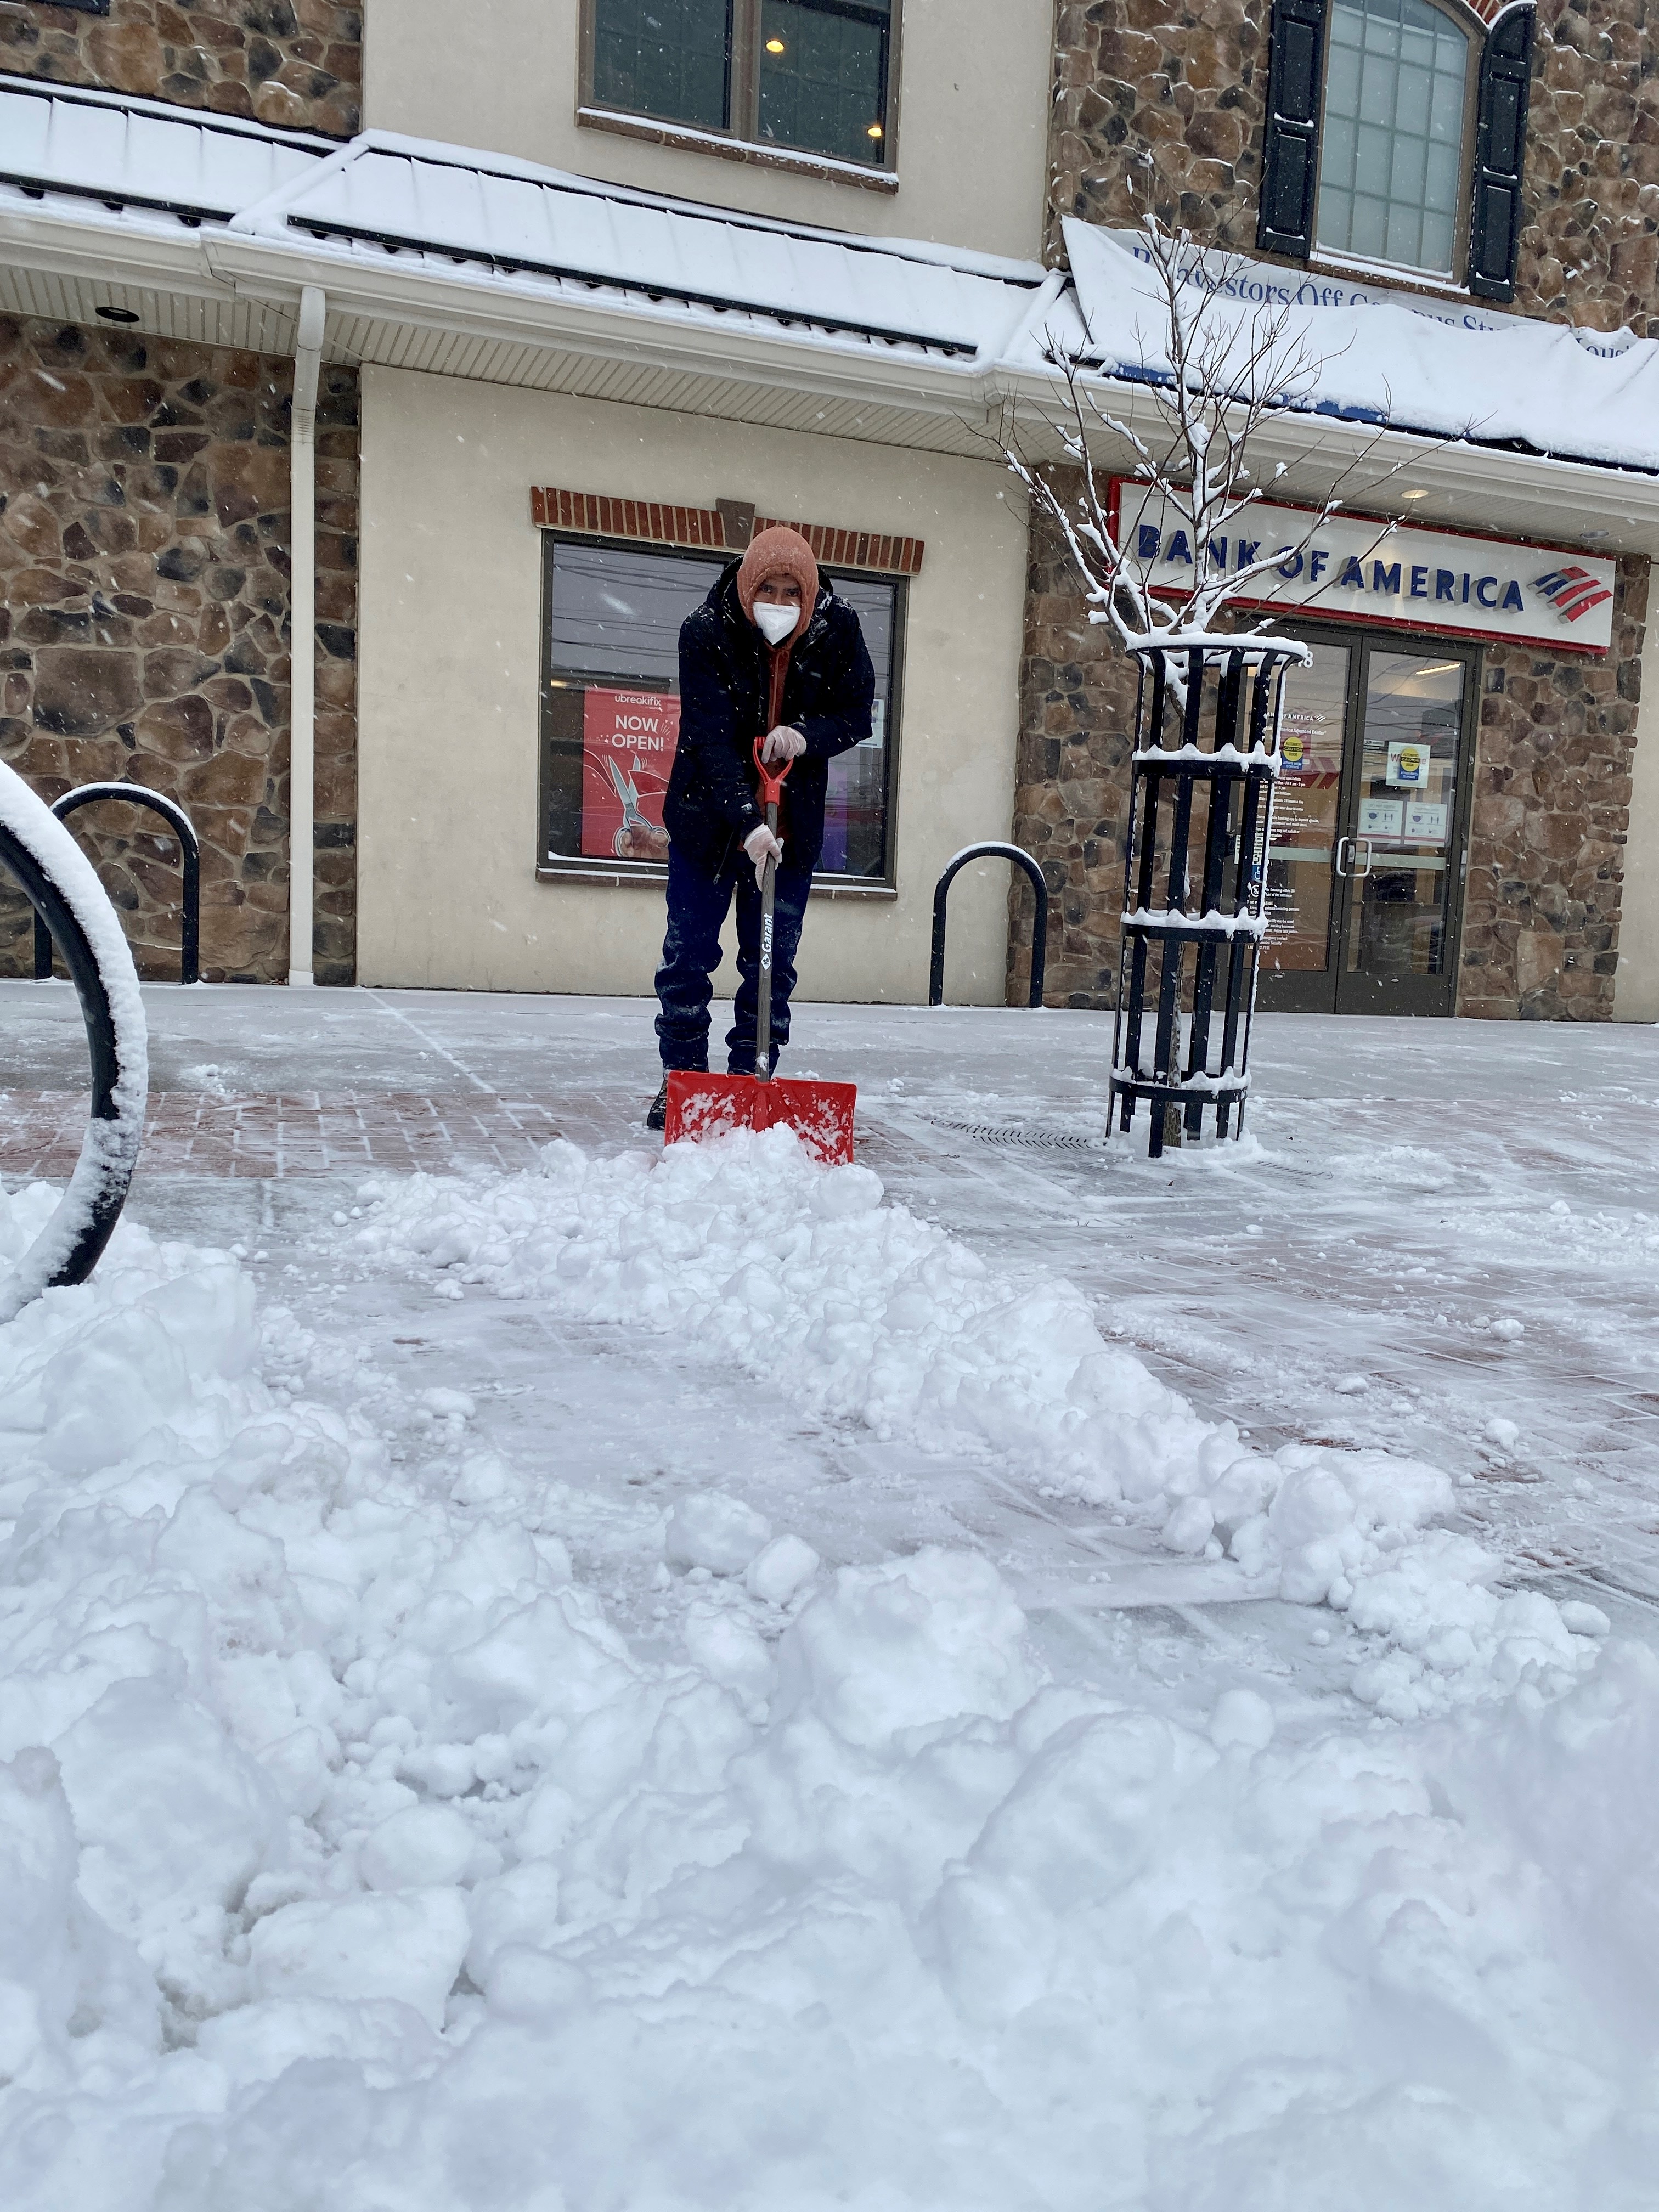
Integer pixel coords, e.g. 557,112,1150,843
1316,0,1470,275
539,535,900,883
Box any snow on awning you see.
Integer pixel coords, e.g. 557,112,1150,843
0,77,330,227
1058,219,1659,477
228,131,1041,362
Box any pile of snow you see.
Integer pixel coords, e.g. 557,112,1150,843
0,1156,1647,2208
355,1130,1602,1717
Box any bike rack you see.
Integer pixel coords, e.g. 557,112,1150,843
929,843,1048,1009
1,763,148,1322
34,782,200,986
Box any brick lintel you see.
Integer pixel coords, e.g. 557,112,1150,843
530,486,924,576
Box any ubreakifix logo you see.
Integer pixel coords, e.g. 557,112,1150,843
1533,566,1615,625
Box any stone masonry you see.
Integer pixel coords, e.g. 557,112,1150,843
0,1,360,137
1459,556,1647,1019
1008,478,1648,1019
0,315,359,984
1048,0,1659,334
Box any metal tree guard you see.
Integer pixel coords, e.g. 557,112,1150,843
35,782,200,986
0,763,148,1321
930,843,1049,1008
1108,637,1303,1159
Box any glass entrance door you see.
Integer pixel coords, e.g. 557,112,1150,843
1258,632,1476,1015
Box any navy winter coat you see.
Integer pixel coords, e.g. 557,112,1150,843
664,561,875,874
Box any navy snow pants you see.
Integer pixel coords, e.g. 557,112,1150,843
653,843,813,1075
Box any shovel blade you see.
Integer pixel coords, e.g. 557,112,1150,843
663,1071,856,1166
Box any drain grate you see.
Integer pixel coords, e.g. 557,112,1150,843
931,1119,1104,1152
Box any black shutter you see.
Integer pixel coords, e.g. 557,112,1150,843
1469,7,1534,302
1257,0,1328,259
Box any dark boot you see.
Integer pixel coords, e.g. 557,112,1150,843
645,1078,669,1132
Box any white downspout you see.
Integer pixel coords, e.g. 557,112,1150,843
288,285,325,985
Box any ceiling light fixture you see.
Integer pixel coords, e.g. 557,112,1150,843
765,37,785,52
866,122,883,138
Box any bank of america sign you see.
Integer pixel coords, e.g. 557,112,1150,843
1108,486,1617,656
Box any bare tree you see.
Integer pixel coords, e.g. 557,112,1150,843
1003,217,1400,659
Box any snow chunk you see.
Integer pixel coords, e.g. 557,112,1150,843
665,1489,773,1576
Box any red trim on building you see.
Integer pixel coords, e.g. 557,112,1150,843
530,488,924,574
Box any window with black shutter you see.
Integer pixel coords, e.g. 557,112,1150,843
1259,0,1328,258
1468,7,1534,302
1258,0,1533,297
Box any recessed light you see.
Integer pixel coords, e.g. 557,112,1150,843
95,304,140,324
1400,488,1429,502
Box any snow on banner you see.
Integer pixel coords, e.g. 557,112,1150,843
580,685,676,861
1110,484,1618,654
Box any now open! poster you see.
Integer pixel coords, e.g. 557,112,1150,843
580,686,678,861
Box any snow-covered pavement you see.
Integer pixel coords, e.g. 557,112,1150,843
2,982,1658,2208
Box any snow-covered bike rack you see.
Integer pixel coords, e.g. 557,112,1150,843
0,761,148,1324
34,782,200,987
929,843,1049,1009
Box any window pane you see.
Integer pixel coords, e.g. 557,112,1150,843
592,0,732,132
758,0,891,166
818,573,895,878
1343,653,1465,980
541,539,899,881
1314,0,1469,275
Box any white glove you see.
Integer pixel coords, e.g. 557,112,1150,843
743,822,784,887
760,725,808,764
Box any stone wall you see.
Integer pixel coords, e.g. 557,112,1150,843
1009,471,1138,1008
1007,478,1646,1019
0,313,358,985
1459,555,1647,1019
0,0,360,137
1048,0,1659,333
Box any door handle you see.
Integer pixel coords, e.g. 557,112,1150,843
1335,836,1351,876
1354,837,1373,878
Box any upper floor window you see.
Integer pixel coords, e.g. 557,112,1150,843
1258,0,1536,303
1315,0,1470,276
588,0,896,171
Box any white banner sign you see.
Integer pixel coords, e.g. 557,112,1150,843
1110,486,1617,655
1105,232,1639,360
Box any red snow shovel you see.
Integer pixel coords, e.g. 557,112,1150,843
664,736,856,1166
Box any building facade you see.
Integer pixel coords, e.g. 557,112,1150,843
3,0,1659,1028
1020,0,1659,1020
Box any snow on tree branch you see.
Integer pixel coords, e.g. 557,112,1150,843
1002,217,1410,674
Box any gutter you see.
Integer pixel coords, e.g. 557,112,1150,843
288,284,325,988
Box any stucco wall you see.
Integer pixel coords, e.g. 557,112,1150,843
355,365,1028,1006
363,0,1052,264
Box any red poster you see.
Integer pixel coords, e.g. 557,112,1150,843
580,686,678,861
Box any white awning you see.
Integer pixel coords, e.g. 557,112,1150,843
0,76,330,223
229,132,1040,363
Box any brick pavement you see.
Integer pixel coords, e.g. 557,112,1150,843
0,1091,567,1182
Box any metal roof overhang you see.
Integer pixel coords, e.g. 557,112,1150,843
4,188,1659,558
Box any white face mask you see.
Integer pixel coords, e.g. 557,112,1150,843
753,602,800,646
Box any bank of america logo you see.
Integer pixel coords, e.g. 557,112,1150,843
1533,566,1613,623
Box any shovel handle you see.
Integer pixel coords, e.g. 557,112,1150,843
752,736,793,1085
